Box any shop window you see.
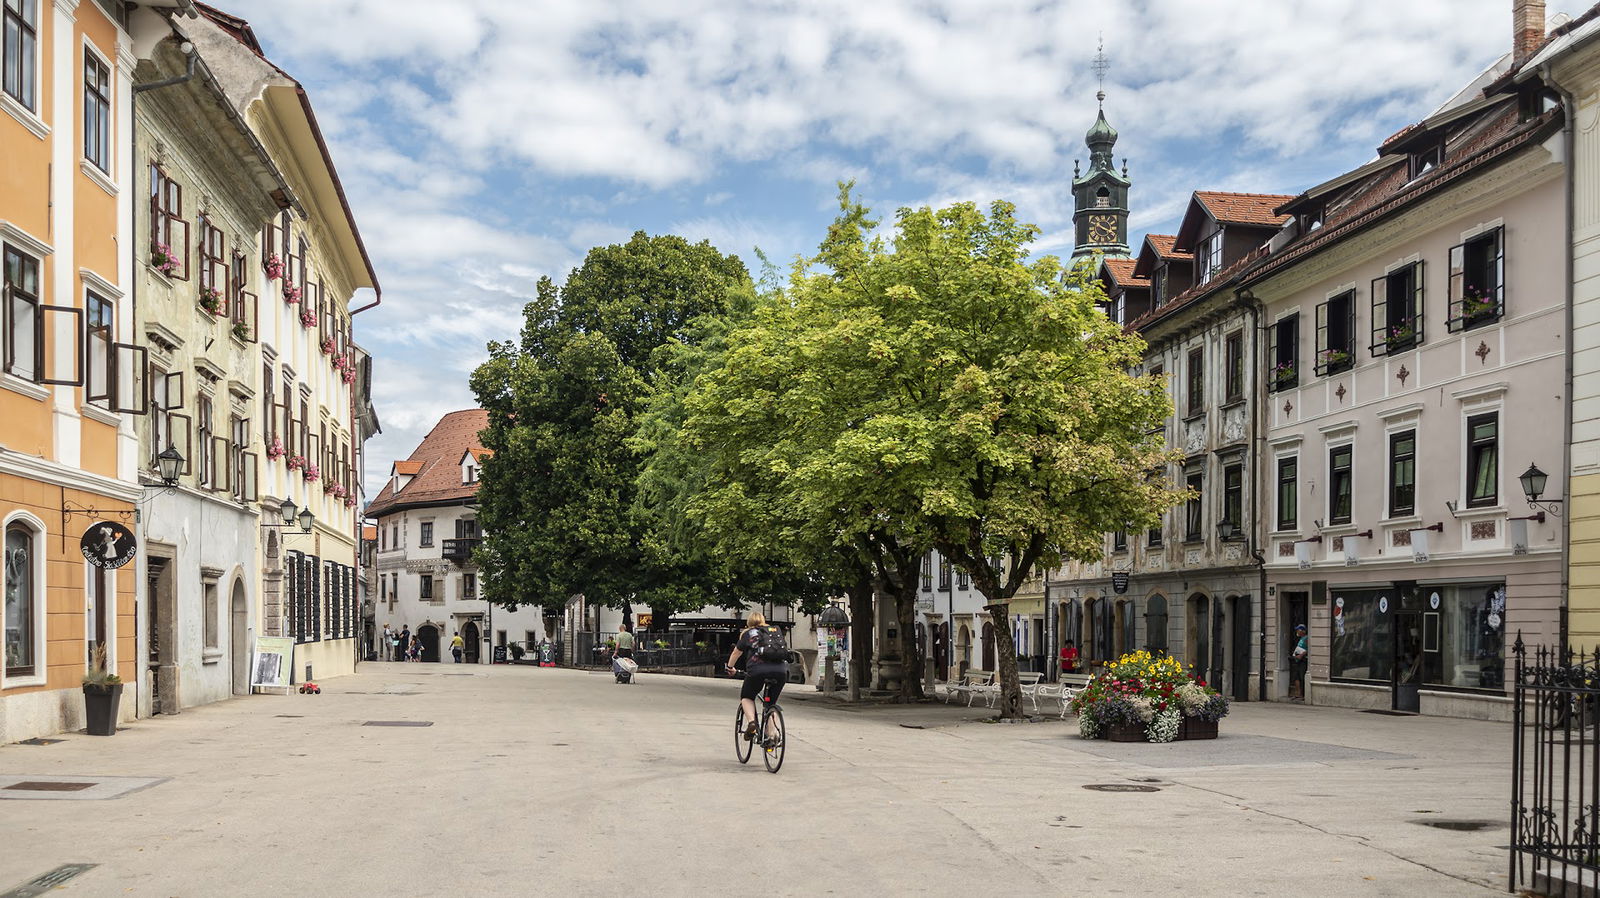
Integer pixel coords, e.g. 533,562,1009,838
1371,262,1423,356
1328,589,1394,682
1329,445,1352,525
1389,431,1415,516
1315,290,1355,376
1448,228,1504,331
4,519,39,677
1276,456,1298,531
1330,584,1505,689
1270,314,1298,391
1467,412,1499,508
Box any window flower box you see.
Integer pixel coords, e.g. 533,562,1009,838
286,454,305,471
264,254,284,281
283,282,301,305
320,337,336,356
1462,287,1498,323
299,309,315,329
151,242,179,276
266,437,285,461
1271,361,1296,389
303,463,320,483
1317,349,1350,371
199,287,223,316
231,321,251,342
343,495,357,509
1386,321,1417,351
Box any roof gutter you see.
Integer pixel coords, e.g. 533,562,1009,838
1543,61,1576,649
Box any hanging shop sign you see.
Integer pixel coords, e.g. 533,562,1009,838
1111,571,1130,595
81,521,136,570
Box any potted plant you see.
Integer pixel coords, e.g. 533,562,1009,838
1177,684,1230,740
1386,320,1416,350
509,643,526,662
150,242,179,276
199,286,223,315
1271,360,1296,388
299,309,316,329
1069,650,1193,742
264,253,284,281
231,321,251,342
304,463,320,483
83,644,122,736
282,281,301,304
266,436,285,461
1317,348,1350,371
1462,286,1497,321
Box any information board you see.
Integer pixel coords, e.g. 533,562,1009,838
251,636,295,693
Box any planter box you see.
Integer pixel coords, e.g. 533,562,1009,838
1180,718,1219,740
83,683,123,736
1104,722,1147,742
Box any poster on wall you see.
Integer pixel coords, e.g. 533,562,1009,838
251,636,295,693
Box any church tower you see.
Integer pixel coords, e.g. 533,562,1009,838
1072,44,1131,260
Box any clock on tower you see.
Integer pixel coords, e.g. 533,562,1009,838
1071,100,1131,261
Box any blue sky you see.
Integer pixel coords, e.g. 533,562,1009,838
214,0,1519,498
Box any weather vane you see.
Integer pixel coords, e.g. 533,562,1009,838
1092,33,1109,107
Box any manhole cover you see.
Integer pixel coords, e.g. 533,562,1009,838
362,721,433,727
1413,819,1499,831
4,781,95,792
1,863,97,897
1082,783,1161,793
16,738,61,746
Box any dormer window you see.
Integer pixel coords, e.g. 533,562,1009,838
1409,141,1442,180
1198,229,1224,284
464,463,477,484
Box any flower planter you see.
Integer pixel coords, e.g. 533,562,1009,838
1104,722,1147,742
1180,718,1218,740
83,683,123,736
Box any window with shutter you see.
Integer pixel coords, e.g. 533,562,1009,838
110,342,147,414
1185,347,1203,416
149,169,190,281
197,393,215,489
1223,331,1243,402
1269,314,1298,392
1371,262,1423,356
37,304,84,386
1314,290,1355,376
230,414,249,500
1448,228,1504,331
85,291,113,406
3,244,40,381
197,216,227,314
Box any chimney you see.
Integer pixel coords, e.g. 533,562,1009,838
1514,0,1546,64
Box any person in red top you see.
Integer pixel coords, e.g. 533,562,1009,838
1059,639,1080,674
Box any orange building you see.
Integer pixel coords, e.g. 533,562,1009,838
0,0,186,740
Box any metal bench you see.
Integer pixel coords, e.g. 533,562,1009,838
945,670,994,705
1018,671,1044,711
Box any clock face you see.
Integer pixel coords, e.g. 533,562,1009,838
1088,214,1118,244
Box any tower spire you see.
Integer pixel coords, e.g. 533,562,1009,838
1091,33,1108,108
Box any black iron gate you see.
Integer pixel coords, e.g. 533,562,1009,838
1511,637,1600,896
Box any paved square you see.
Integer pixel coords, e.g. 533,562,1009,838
0,664,1513,896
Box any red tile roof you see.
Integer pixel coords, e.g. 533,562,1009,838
1145,234,1191,260
365,409,488,517
1101,258,1149,289
393,460,424,475
1132,234,1191,279
1194,192,1295,228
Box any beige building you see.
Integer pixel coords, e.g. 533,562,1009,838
1239,44,1566,717
182,5,381,684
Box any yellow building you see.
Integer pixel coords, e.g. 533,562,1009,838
0,0,168,741
183,5,381,682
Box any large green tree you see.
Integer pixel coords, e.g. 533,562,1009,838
469,232,757,620
687,187,1179,716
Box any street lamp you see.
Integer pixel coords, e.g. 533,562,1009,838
1217,519,1241,542
1520,463,1563,517
156,445,184,486
818,604,851,696
279,497,297,525
275,497,315,532
298,508,315,532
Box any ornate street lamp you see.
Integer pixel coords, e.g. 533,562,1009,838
156,445,184,486
1519,463,1562,518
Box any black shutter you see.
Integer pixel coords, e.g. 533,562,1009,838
1314,299,1330,376
1369,274,1389,356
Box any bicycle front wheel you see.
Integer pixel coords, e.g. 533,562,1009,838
734,706,753,764
762,704,785,773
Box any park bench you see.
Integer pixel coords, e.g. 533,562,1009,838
1034,683,1074,719
945,670,995,706
1060,672,1092,689
1018,671,1044,711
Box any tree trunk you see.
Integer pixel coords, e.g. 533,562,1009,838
648,604,672,633
894,583,924,702
986,603,1025,719
848,581,873,702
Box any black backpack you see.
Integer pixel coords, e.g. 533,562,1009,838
753,626,788,663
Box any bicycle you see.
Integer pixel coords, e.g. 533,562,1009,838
732,675,786,773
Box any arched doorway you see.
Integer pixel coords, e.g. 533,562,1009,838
461,621,481,664
981,621,995,670
957,624,972,677
1186,594,1210,681
1082,600,1098,667
417,625,441,663
933,622,949,680
230,580,249,695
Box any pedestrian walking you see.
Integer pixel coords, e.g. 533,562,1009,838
451,631,465,663
408,637,420,662
1289,623,1309,700
381,624,393,661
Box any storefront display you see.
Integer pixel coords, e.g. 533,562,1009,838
1328,581,1505,691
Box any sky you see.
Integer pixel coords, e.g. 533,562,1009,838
214,0,1521,500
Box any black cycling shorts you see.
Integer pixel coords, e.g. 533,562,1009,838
740,668,787,704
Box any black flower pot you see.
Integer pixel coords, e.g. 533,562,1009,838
83,683,123,736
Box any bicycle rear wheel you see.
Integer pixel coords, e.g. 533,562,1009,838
734,706,753,764
762,704,785,773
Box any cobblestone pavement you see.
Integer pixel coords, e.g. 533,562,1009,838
0,664,1512,897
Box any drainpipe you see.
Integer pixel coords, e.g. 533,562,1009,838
1240,287,1270,702
1541,63,1575,650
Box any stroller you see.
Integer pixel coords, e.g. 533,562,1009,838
612,653,638,684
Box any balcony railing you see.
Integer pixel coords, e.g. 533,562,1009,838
442,537,480,563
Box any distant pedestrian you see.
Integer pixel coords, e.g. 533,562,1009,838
409,637,421,662
1289,624,1309,701
614,624,634,660
1059,639,1080,675
381,624,393,660
451,631,465,663
399,626,411,662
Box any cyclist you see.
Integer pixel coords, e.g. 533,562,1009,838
726,611,788,745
